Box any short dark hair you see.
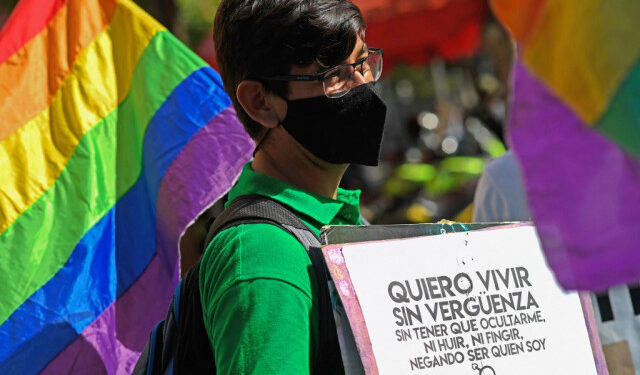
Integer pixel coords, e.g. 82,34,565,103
213,0,365,139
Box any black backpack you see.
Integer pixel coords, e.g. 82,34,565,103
133,194,344,374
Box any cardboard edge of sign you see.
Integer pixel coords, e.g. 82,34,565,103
321,223,609,375
323,243,380,375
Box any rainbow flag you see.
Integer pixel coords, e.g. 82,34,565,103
0,0,253,373
491,0,640,290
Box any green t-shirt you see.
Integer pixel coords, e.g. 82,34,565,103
199,163,361,374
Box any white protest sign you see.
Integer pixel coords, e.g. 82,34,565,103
340,226,598,375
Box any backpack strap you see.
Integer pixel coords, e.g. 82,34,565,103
203,194,344,375
174,261,215,375
205,194,320,249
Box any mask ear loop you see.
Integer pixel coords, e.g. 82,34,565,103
253,87,289,157
252,127,271,157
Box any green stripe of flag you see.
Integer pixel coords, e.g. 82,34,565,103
595,59,640,159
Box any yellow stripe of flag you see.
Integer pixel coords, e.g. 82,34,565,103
522,0,640,124
0,1,163,235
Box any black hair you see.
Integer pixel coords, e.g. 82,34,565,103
213,0,365,139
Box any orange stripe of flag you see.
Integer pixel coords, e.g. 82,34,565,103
0,0,68,64
490,0,548,44
0,0,117,141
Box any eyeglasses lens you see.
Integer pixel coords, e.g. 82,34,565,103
322,51,383,98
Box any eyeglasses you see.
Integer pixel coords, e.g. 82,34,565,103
263,48,383,98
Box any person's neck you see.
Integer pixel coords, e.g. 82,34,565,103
252,142,346,200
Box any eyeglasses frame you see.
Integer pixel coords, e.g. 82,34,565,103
262,47,384,84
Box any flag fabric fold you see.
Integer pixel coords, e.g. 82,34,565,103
491,0,640,290
0,0,254,373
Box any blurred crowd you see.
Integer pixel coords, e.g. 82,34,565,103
343,20,514,224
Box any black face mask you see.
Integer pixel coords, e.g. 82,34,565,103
279,82,387,166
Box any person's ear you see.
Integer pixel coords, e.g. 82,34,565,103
236,80,285,129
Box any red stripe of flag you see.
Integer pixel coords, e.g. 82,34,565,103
0,0,69,64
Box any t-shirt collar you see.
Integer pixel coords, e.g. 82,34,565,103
227,163,360,226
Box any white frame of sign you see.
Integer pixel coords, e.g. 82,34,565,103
322,224,607,375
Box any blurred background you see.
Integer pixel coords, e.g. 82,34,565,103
0,0,514,224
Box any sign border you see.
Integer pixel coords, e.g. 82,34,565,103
321,224,609,375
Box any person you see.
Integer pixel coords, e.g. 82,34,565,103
472,150,531,222
200,0,387,373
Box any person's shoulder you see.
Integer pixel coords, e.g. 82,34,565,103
473,150,531,222
200,222,314,298
483,151,522,182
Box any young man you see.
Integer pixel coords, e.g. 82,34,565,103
200,0,386,373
